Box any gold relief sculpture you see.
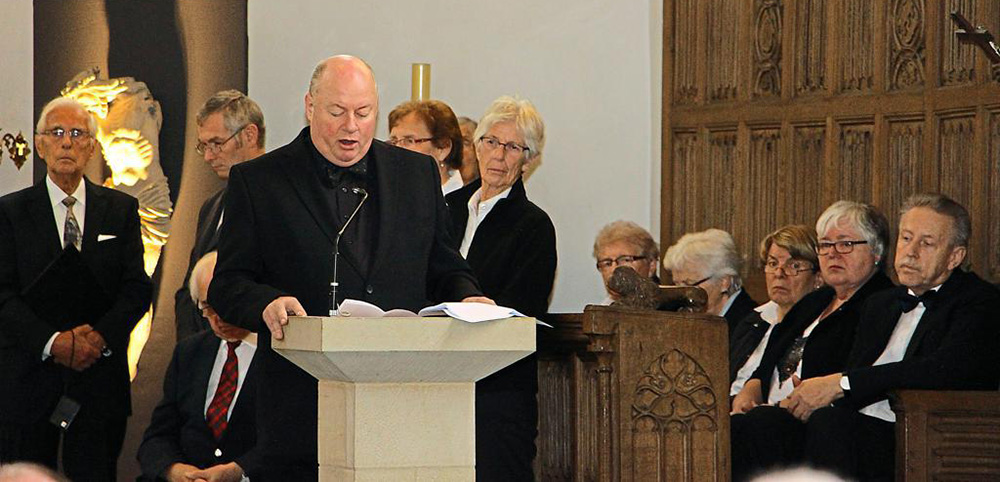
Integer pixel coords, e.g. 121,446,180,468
2,131,32,169
62,67,173,380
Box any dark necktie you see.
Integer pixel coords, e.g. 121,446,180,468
777,335,807,384
898,290,937,313
206,341,241,440
62,196,81,250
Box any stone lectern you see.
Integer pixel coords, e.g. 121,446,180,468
273,316,536,481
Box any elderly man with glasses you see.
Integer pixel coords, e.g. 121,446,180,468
0,97,152,479
174,90,266,342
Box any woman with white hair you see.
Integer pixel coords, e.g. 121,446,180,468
730,201,894,480
593,220,660,304
445,95,556,482
662,228,758,332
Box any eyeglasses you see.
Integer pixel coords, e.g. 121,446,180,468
478,136,529,158
196,125,247,155
817,240,869,255
39,128,92,143
675,275,712,287
387,136,434,148
764,259,815,276
596,254,648,271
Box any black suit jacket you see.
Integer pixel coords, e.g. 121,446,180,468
137,330,260,480
0,179,152,424
174,188,226,341
208,128,482,478
730,309,769,384
840,269,1000,409
724,289,759,335
750,271,893,401
445,178,557,392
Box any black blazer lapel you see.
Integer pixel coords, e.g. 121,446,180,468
857,288,906,366
368,141,399,280
81,179,110,256
193,335,222,433
902,271,963,359
27,182,62,259
281,145,339,248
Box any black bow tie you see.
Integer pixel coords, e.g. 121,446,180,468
325,161,367,187
898,290,937,313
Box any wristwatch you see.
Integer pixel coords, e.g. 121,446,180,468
839,373,851,396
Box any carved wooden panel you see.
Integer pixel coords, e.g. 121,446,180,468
673,0,699,104
942,0,980,85
838,0,875,93
783,124,826,225
794,0,827,95
671,130,701,241
704,129,739,230
537,359,574,480
936,113,977,222
737,127,780,267
753,0,782,98
889,0,926,90
884,117,925,221
835,122,874,203
631,350,719,481
708,0,739,102
989,111,1000,279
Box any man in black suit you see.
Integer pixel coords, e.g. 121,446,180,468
174,90,266,341
752,193,1000,481
208,55,489,480
0,97,152,480
139,251,259,482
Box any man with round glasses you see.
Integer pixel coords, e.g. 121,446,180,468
175,90,266,342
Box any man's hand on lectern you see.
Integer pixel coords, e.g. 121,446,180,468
263,296,306,340
462,296,496,305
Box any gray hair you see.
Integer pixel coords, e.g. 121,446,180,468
900,193,971,248
0,462,70,482
458,116,477,131
473,95,545,161
196,89,266,149
188,251,218,303
662,228,743,292
815,200,890,262
36,97,97,134
593,220,659,261
759,224,819,268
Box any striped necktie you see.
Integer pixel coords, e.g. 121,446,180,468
206,340,241,440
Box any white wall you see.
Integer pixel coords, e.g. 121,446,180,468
249,0,662,312
0,0,33,196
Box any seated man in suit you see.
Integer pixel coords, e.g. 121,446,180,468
175,90,266,341
0,97,152,480
138,251,259,481
735,193,1000,481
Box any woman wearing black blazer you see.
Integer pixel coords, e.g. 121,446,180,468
730,201,894,480
445,96,556,482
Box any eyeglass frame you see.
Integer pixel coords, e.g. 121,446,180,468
817,240,869,255
387,136,434,148
195,124,247,155
763,258,816,276
595,254,649,271
38,127,92,143
477,135,530,158
675,275,713,287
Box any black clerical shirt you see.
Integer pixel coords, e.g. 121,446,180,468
310,142,379,280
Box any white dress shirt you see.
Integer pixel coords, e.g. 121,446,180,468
459,186,512,258
730,301,779,396
41,177,87,359
204,334,258,420
856,286,940,422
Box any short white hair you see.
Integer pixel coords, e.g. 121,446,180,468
474,95,545,161
36,97,97,134
815,200,890,260
662,228,742,291
188,251,218,303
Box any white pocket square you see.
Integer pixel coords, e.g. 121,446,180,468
98,234,117,242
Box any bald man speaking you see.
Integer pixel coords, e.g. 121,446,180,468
208,55,489,480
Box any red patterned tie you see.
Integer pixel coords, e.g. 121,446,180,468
206,341,241,440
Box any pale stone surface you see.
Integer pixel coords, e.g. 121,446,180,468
275,316,535,481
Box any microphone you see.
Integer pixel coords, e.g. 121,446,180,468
330,187,369,316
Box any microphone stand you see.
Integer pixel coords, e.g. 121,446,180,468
330,187,369,316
